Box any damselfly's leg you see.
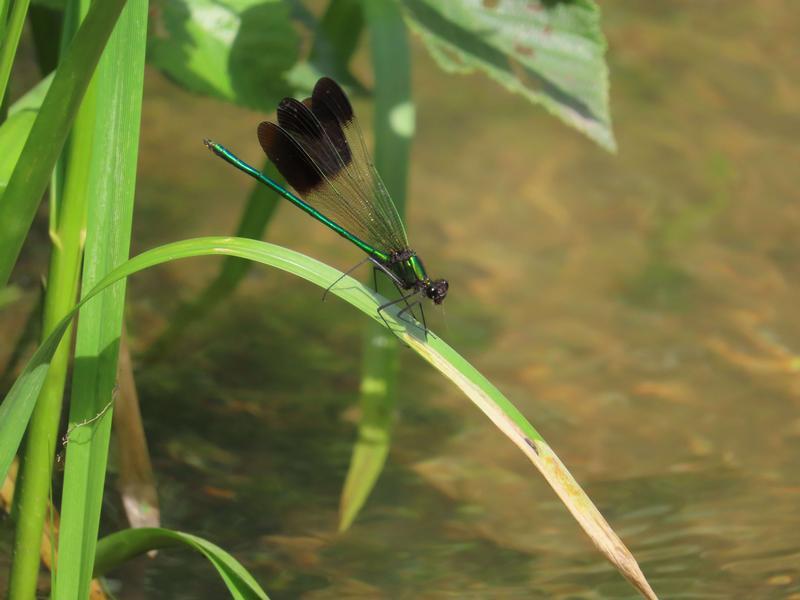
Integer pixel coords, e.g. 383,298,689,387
369,258,415,313
377,290,428,337
376,292,418,328
398,300,427,332
322,256,371,301
372,266,381,293
368,257,405,289
369,258,426,334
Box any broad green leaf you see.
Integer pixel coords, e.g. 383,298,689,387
94,527,268,599
285,0,368,96
0,237,656,598
149,0,299,111
401,0,615,150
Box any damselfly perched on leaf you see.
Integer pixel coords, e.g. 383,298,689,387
205,77,448,330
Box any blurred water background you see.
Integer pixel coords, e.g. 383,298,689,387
2,1,800,597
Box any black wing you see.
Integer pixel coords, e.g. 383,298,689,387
257,78,408,254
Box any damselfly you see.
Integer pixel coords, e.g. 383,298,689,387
205,77,448,330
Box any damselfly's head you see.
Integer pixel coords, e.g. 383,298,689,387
425,279,449,305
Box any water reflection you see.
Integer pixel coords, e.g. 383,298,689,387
2,0,799,597
121,0,800,595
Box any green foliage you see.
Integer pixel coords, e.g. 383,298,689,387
146,0,612,149
0,0,656,597
0,111,36,198
401,0,615,150
306,0,364,90
0,237,655,598
54,0,147,597
95,528,269,599
0,74,51,198
0,0,31,105
148,0,299,111
339,0,413,532
0,0,127,286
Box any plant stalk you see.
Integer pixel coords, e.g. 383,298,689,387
7,54,97,600
7,0,97,594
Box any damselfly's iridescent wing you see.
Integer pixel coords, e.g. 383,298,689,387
257,78,408,254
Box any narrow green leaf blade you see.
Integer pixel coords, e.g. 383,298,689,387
8,71,53,115
0,0,127,286
0,237,656,598
54,0,147,596
0,72,53,199
0,110,36,199
402,0,615,150
94,527,268,599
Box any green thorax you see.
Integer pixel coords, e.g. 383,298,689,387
388,253,429,289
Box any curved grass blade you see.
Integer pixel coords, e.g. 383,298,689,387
94,527,268,599
0,237,657,599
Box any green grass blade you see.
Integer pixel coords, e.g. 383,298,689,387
339,328,398,532
0,0,31,105
0,0,10,41
0,237,656,598
8,71,53,116
8,0,99,592
340,0,413,532
94,527,269,599
0,48,52,202
0,109,36,199
0,0,127,286
368,7,413,216
53,0,147,597
0,73,53,202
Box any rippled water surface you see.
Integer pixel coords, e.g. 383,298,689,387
3,1,800,598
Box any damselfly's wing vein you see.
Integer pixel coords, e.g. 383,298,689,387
311,78,408,250
257,78,408,255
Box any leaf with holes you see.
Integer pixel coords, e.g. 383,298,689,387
402,0,615,150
